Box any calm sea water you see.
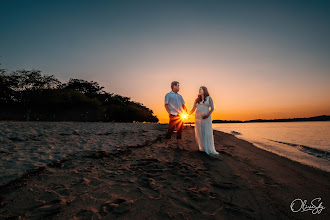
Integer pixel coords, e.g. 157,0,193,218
212,121,330,172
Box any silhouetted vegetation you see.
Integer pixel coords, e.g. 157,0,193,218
212,120,243,123
0,65,158,122
243,115,330,123
213,115,330,123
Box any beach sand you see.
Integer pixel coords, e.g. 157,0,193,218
0,123,329,219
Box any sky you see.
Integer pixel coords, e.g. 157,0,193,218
1,0,329,123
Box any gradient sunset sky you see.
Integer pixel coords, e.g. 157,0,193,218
1,0,329,123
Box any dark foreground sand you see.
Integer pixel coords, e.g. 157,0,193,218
0,125,329,219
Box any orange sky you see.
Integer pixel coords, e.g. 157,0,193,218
2,0,329,123
99,62,330,123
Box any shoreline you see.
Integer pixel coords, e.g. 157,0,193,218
1,124,329,219
211,121,330,173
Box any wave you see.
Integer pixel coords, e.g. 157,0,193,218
267,139,330,161
230,131,242,135
222,129,330,161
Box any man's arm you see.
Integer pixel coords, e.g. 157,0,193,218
181,95,187,114
165,104,171,115
164,94,171,115
182,104,188,113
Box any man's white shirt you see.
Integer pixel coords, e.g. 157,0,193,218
165,91,185,116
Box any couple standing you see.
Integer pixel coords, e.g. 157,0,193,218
164,81,219,156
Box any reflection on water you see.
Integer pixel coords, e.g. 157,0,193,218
213,121,330,172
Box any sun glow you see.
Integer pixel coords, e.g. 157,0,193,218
180,113,189,120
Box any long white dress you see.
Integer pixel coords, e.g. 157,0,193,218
194,96,219,155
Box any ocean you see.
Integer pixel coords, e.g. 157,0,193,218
212,121,330,172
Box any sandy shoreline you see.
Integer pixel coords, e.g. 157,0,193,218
0,122,165,187
0,123,329,219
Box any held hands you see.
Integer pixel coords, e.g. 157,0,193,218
189,107,196,115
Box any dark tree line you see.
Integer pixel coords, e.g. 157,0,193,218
0,66,159,122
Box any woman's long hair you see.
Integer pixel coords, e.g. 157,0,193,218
195,86,210,104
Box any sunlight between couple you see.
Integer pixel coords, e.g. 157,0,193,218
164,81,220,157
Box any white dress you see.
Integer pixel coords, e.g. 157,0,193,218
194,96,219,156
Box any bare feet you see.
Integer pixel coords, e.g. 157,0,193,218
210,153,222,160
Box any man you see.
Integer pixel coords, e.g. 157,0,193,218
164,81,187,149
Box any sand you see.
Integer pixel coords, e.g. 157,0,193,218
0,123,329,219
0,122,165,187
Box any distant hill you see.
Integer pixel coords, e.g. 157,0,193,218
212,120,243,123
213,115,330,123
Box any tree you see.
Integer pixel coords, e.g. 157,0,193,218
0,65,12,104
63,78,104,97
0,67,159,122
5,69,62,120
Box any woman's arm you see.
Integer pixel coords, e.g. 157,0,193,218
189,102,197,115
209,96,214,115
202,96,214,119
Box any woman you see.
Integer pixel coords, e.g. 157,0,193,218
189,86,219,156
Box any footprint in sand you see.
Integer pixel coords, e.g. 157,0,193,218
137,177,161,199
29,192,63,219
211,182,239,190
76,208,101,219
221,201,255,219
186,186,215,202
49,183,71,196
99,198,133,217
253,171,281,186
